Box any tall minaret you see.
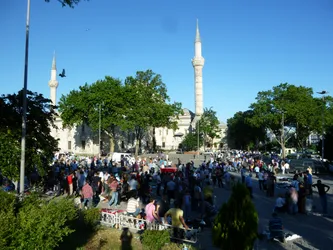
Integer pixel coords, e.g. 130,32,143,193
48,53,59,106
192,19,205,117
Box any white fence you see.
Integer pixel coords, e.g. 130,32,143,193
100,210,199,243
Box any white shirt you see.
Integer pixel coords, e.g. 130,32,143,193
99,171,104,182
284,163,290,169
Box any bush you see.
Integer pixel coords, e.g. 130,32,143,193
81,207,101,229
0,191,78,250
212,183,258,250
141,230,171,250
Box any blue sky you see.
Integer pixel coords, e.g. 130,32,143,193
1,0,333,122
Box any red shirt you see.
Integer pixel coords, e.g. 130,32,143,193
82,183,93,198
67,175,73,185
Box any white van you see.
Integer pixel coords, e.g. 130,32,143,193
111,152,135,164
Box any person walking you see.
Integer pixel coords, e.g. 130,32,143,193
81,181,93,209
258,170,264,191
108,177,119,208
312,180,330,214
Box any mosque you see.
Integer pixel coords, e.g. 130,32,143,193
49,21,227,155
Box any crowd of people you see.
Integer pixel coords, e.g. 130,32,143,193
45,153,250,232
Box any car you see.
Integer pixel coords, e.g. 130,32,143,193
176,149,184,154
111,152,135,165
288,159,327,174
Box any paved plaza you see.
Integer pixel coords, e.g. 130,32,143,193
99,153,333,249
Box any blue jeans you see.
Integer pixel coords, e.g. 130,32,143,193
127,208,141,217
82,198,92,208
183,203,191,220
108,191,118,207
289,202,298,214
320,195,327,214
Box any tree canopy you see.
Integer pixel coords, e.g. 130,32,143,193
59,70,182,156
180,132,203,151
124,70,182,155
248,83,333,157
198,107,221,148
0,90,58,180
226,110,266,150
59,76,125,152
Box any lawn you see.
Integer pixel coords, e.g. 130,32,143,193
81,227,142,250
60,226,192,250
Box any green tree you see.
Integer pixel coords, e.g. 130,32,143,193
0,90,58,179
124,70,181,156
180,132,203,151
0,132,20,180
199,107,221,149
58,76,126,153
226,110,266,150
249,83,323,157
212,183,258,250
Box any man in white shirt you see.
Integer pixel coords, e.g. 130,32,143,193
126,195,140,216
284,162,290,174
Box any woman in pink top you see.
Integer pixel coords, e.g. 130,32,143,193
145,198,159,223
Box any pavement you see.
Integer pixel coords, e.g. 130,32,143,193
98,153,333,249
194,172,333,250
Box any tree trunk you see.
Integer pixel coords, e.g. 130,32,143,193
153,127,156,152
110,136,115,153
104,130,115,153
135,140,139,157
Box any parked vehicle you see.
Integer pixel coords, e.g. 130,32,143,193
111,152,135,164
288,159,327,174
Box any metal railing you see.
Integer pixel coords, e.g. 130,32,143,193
100,210,198,243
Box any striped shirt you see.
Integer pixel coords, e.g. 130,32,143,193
127,198,139,213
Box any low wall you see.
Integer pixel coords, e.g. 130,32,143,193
184,151,200,155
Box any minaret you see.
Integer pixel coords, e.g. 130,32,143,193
192,19,205,117
48,52,59,106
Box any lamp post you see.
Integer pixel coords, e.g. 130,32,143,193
317,90,328,160
20,0,31,194
98,103,101,158
281,111,285,159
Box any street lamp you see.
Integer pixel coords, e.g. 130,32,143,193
98,102,105,158
281,111,285,159
20,0,31,194
98,103,101,158
317,90,328,160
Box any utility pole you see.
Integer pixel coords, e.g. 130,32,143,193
98,103,101,158
321,97,325,160
317,91,328,160
20,0,31,194
281,112,285,159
